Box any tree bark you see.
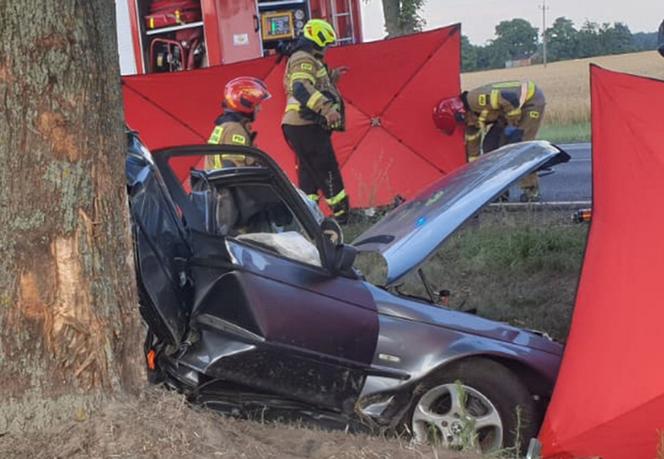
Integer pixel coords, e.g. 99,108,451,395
382,0,402,38
381,0,425,38
0,0,143,408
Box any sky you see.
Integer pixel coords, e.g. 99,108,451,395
360,0,663,45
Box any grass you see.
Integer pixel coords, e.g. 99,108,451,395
461,50,664,142
538,121,590,144
351,206,588,342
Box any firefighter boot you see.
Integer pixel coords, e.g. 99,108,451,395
327,192,350,225
519,173,540,202
519,187,540,202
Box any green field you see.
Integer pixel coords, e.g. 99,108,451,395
538,121,590,144
350,206,588,342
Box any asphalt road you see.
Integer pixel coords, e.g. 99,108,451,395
505,143,592,203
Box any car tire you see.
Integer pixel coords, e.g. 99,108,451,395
407,358,537,453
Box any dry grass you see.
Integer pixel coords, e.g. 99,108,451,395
462,51,664,127
0,388,483,459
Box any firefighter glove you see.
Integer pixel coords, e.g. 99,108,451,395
330,66,349,84
325,109,342,129
504,126,524,143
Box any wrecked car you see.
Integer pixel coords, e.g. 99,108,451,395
125,132,569,452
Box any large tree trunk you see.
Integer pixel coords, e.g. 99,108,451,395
381,0,424,38
0,0,143,416
382,0,402,38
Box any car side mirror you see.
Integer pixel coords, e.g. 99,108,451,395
320,217,343,246
319,218,355,275
332,244,357,275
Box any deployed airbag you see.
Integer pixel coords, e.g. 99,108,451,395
236,232,321,267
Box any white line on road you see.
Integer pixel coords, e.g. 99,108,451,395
559,143,591,150
489,201,592,208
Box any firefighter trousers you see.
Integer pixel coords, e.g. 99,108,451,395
282,124,349,219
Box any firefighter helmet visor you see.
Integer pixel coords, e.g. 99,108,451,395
224,77,271,114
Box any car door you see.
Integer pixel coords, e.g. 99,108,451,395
126,132,192,347
154,144,380,411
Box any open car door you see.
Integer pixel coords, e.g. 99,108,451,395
126,132,192,347
150,144,381,411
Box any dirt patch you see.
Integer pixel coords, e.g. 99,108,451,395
0,388,483,459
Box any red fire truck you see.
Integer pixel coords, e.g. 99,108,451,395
115,0,363,75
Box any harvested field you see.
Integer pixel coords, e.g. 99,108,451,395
462,51,664,136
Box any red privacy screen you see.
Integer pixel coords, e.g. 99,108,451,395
540,65,664,459
122,25,464,207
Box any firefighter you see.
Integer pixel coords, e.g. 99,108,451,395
433,81,546,202
281,19,350,224
207,76,271,169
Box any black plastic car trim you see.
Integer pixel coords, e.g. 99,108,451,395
152,145,334,269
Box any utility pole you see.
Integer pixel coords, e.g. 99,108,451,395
540,0,550,67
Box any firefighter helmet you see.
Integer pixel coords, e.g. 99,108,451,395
433,96,466,135
303,19,337,48
224,77,271,114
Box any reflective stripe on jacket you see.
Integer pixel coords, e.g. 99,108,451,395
207,115,252,169
464,81,545,159
466,81,540,129
282,50,341,126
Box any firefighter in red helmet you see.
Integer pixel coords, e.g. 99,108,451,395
434,81,546,202
281,19,350,224
207,76,271,169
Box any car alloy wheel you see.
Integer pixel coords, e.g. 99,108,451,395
407,358,538,454
412,382,503,451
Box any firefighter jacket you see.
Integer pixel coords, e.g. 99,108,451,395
206,110,254,169
463,81,545,159
282,49,343,129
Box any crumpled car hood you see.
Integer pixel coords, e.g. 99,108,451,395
352,141,570,286
368,284,562,355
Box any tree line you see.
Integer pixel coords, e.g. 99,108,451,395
462,17,659,72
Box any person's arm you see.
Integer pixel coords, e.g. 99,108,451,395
219,124,250,146
329,66,349,84
497,92,522,126
467,90,491,133
206,124,250,169
465,125,482,161
288,55,338,119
